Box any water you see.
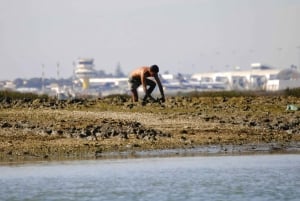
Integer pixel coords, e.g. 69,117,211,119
0,154,299,201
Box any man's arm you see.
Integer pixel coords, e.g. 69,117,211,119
154,74,165,101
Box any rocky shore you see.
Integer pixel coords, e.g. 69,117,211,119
1,95,300,162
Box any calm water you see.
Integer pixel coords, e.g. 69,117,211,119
0,154,299,201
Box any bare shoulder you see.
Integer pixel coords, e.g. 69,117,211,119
131,66,149,77
139,66,150,72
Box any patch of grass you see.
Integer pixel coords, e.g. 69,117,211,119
283,87,300,97
104,94,131,101
0,90,48,101
175,90,258,98
175,89,300,98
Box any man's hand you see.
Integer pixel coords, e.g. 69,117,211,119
143,94,156,102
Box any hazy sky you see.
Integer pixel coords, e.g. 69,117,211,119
1,0,300,80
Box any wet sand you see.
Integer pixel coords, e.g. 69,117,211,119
1,95,300,162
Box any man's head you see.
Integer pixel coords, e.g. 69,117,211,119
150,65,159,74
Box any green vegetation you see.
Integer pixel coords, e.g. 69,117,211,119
174,88,300,98
179,90,257,98
1,87,300,105
284,88,300,97
0,90,48,101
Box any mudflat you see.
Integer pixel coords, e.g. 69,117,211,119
1,95,300,162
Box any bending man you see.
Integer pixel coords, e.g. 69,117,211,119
128,65,165,103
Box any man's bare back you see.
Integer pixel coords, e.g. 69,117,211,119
129,66,152,79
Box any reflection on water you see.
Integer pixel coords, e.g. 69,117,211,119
0,154,299,201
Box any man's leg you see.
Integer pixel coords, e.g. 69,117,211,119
143,79,156,102
129,78,141,102
131,89,138,102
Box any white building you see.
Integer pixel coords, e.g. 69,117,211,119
75,58,97,89
191,63,300,91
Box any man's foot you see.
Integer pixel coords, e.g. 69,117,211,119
143,95,156,102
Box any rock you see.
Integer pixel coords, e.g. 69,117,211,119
249,121,257,127
180,129,188,134
1,122,12,128
44,129,52,135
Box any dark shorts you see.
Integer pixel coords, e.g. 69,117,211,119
128,77,142,90
128,77,156,90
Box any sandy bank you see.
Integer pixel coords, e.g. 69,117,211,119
1,95,300,162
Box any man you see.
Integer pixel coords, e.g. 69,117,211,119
128,65,165,103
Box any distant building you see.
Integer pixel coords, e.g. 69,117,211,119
191,63,300,91
3,81,16,90
75,58,97,89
